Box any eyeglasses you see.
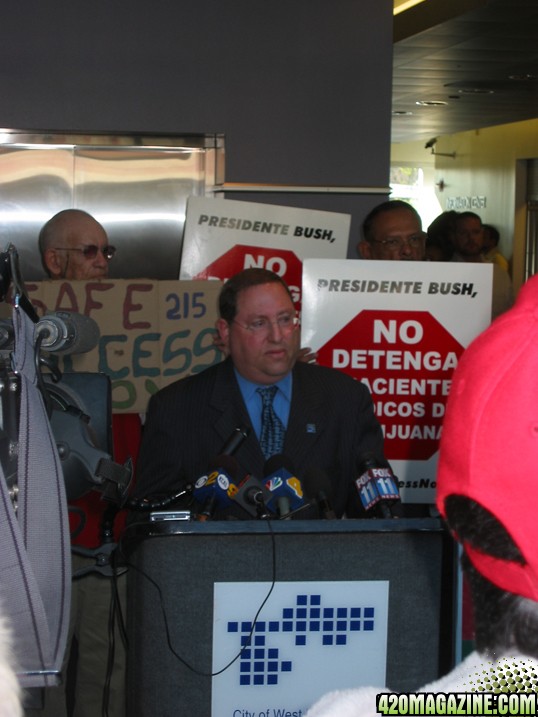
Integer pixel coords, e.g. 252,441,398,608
232,312,300,335
54,245,116,260
372,233,425,250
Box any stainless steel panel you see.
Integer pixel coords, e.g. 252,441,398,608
73,146,208,279
0,145,74,279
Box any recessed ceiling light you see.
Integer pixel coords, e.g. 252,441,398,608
445,81,501,93
508,73,537,81
415,100,448,107
457,88,494,94
392,110,413,116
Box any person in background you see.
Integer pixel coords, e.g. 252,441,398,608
452,211,485,263
32,208,136,717
357,200,426,261
305,273,538,717
425,210,457,261
38,209,114,280
452,211,513,319
482,223,510,272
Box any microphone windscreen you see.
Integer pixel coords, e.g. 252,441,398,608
37,312,100,354
233,474,274,518
67,313,100,354
263,455,304,513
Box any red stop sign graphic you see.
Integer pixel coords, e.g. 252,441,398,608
194,244,302,307
318,310,464,460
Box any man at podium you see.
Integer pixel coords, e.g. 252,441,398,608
133,267,389,518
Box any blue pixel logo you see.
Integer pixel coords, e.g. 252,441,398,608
212,580,389,716
227,593,375,687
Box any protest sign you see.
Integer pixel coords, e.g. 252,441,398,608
301,259,493,503
179,197,350,307
17,279,223,414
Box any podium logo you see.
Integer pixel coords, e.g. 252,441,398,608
226,593,374,686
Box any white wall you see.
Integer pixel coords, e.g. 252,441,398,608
392,119,538,292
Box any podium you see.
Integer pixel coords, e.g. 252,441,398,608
123,517,457,717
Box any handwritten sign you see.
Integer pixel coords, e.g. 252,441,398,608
20,279,224,413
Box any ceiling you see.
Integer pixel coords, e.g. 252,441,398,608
391,0,538,143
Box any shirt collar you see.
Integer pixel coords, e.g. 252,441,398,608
234,368,292,402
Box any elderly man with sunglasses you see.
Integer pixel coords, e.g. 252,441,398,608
39,208,116,280
33,208,129,717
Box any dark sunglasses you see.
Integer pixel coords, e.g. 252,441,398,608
54,245,116,260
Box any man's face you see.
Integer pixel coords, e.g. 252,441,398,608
359,208,425,261
217,282,299,384
455,217,484,258
49,216,111,280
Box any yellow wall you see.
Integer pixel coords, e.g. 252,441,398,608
392,118,538,292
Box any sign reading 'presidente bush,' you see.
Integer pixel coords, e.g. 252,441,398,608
180,196,351,310
302,259,493,504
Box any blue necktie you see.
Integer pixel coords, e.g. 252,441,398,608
257,385,285,459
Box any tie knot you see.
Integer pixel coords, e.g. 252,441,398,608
257,385,278,406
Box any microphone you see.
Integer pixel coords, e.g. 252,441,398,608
36,311,100,354
219,425,250,456
355,453,400,518
233,474,274,518
194,426,250,519
129,427,250,515
303,468,337,519
193,454,240,521
263,455,305,518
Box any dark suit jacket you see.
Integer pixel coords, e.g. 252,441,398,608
133,357,386,517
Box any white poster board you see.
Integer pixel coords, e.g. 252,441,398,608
180,197,350,306
212,580,389,717
301,259,493,503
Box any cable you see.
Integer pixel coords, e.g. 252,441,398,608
102,552,128,717
116,517,277,678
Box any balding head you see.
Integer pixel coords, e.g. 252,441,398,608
358,200,425,261
39,209,113,280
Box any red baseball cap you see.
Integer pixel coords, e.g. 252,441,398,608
437,273,538,601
